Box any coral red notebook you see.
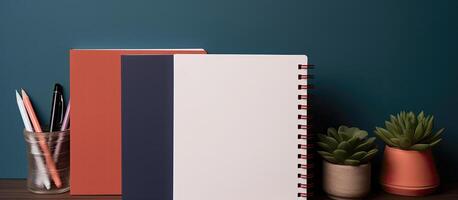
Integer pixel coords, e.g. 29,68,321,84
69,49,206,195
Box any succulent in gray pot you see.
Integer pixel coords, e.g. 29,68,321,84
318,126,378,200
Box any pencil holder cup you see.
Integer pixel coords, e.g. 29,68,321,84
23,129,70,194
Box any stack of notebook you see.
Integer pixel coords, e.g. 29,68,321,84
70,49,206,195
70,50,312,199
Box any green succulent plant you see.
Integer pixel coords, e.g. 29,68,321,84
374,111,444,151
318,126,378,166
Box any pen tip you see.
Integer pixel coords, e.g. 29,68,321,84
54,83,63,91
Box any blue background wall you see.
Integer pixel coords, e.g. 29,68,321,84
1,0,457,183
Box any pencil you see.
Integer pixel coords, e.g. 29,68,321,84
21,89,62,188
16,90,51,189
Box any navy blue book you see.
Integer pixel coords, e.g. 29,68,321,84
121,55,174,200
122,54,311,200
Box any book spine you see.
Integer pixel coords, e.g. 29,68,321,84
297,64,314,198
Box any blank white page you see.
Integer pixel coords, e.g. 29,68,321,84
174,54,308,200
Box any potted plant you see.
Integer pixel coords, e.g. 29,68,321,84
318,126,378,200
375,111,444,196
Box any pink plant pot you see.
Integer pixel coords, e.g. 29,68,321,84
381,145,439,196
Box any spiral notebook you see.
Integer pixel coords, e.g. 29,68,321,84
122,54,312,199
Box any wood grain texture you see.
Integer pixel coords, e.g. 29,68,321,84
0,180,121,199
0,179,457,199
313,182,458,200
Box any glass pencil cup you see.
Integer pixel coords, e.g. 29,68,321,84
23,129,70,194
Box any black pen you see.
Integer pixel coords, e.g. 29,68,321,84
49,83,64,132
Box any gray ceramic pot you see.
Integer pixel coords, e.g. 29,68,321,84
323,161,371,200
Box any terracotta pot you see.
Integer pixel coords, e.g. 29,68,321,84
381,145,439,196
323,161,371,200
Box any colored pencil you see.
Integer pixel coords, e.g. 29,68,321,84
16,90,51,189
21,89,62,188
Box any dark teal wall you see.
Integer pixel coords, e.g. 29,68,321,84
1,0,457,182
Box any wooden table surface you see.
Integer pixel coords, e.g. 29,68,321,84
313,183,458,200
0,179,121,199
1,179,457,199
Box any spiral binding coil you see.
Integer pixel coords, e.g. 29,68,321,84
297,64,313,198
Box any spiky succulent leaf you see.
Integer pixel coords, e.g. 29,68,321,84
425,116,434,136
390,138,400,146
399,137,412,149
418,111,425,121
421,128,444,144
409,144,430,151
414,122,425,142
397,113,406,133
383,122,398,137
375,127,395,140
429,139,442,148
408,112,417,126
405,114,415,140
418,116,433,141
389,115,402,134
375,111,444,151
375,131,396,146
